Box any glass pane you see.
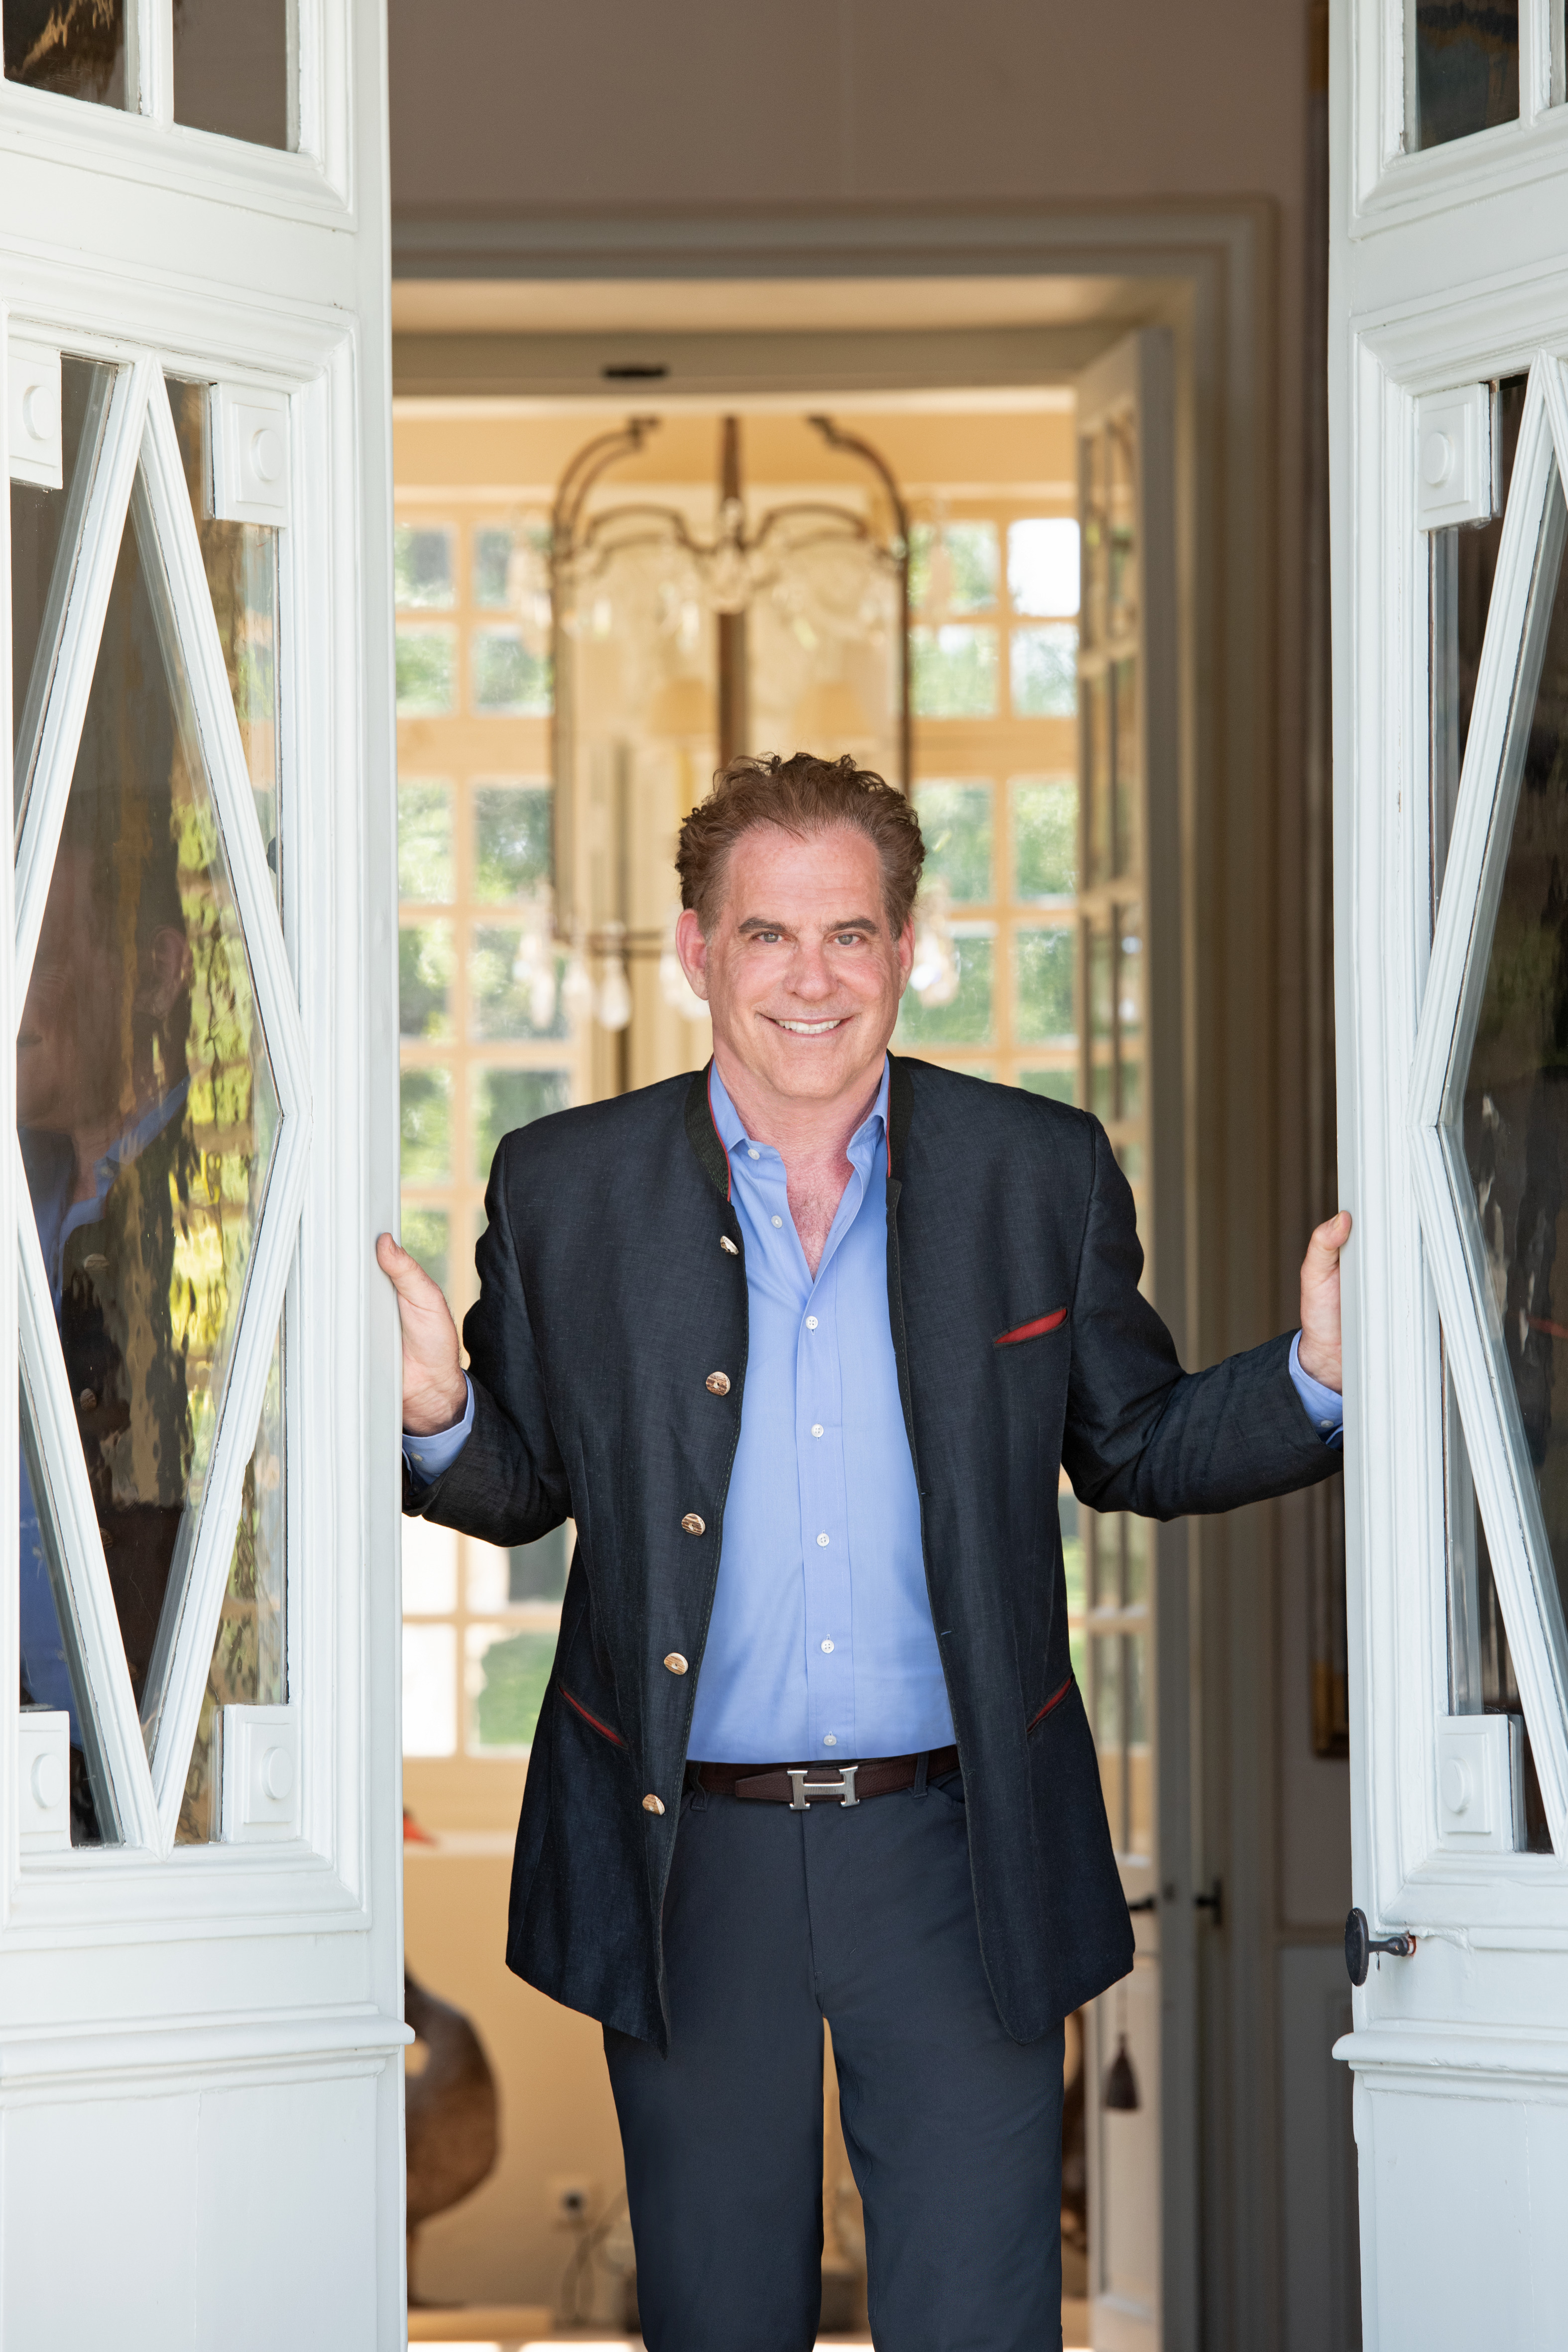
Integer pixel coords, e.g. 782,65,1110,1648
400,1206,450,1295
1125,1516,1149,1606
400,1068,452,1182
911,625,998,719
510,1524,571,1604
1059,1486,1086,1687
398,781,454,904
1011,625,1077,718
1008,519,1080,618
473,526,516,610
474,782,553,900
1414,0,1519,149
403,1518,458,1617
473,1068,571,1176
472,628,552,717
4,0,124,103
1444,1382,1551,1848
1021,1067,1075,1105
19,1381,116,1843
1091,1514,1122,1608
167,378,281,895
1117,911,1144,1120
399,921,455,1042
473,516,552,624
1090,1632,1124,1847
176,1323,285,1845
1086,673,1112,887
12,358,116,822
1107,421,1137,637
1431,375,1528,910
1014,926,1075,1046
909,521,998,616
1126,1632,1151,1857
471,930,568,1042
1012,776,1077,903
18,470,281,1760
893,934,993,1049
396,626,457,717
403,1622,457,1757
1088,918,1114,1119
395,525,456,611
1455,467,1568,1677
1082,430,1108,655
173,0,289,145
467,1623,556,1752
914,782,993,904
1112,658,1139,879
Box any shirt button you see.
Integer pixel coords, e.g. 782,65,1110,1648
823,1735,838,1748
806,1315,818,1330
771,1215,783,1228
821,1639,835,1653
817,1532,830,1547
681,1513,706,1535
720,1236,739,1256
811,1424,824,1438
1319,1419,1332,1432
642,1793,666,1814
706,1371,731,1395
664,1653,689,1675
747,1148,760,1160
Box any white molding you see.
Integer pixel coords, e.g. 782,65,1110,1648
1352,0,1568,235
0,2002,408,2105
1336,2020,1568,2094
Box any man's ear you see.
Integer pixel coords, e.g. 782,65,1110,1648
895,913,916,993
139,926,193,1019
675,906,711,1003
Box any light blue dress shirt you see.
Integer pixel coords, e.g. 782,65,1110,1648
403,1067,1345,1754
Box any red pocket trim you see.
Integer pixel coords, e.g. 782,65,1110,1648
994,1307,1068,1347
1027,1675,1075,1733
561,1687,626,1748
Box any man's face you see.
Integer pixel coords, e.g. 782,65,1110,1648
676,823,913,1108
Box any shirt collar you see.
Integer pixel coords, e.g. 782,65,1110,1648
707,1057,890,1174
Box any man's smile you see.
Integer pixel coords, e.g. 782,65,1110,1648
761,1014,852,1036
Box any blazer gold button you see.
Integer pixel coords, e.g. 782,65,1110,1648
664,1652,689,1675
78,1389,97,1411
720,1236,739,1255
706,1371,731,1396
681,1513,706,1535
642,1793,665,1814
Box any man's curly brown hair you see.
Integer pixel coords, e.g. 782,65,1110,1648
675,752,925,935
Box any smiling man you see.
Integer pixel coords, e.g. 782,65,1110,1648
379,751,1349,2352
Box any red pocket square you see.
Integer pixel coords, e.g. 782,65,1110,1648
993,1307,1068,1347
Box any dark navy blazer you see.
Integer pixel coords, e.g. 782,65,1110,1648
404,1057,1340,2049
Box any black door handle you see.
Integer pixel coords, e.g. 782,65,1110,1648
1194,1880,1223,1928
1126,1894,1157,1913
1344,1906,1416,1986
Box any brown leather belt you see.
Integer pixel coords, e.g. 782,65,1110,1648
691,1746,960,1809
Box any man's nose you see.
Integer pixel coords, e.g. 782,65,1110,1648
784,946,838,1000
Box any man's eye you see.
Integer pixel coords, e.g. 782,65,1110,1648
834,933,865,947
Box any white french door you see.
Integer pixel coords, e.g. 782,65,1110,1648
0,6,401,2347
1331,2,1568,2342
1071,329,1197,2352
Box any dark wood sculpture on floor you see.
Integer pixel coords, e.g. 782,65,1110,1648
405,1966,500,2307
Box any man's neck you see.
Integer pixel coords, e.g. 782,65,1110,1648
711,1043,886,1178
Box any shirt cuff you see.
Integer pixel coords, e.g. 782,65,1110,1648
402,1376,475,1487
1289,1332,1343,1448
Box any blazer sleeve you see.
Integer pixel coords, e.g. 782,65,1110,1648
1059,1122,1340,1519
402,1139,572,1547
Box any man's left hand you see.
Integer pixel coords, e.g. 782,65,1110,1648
1298,1210,1351,1395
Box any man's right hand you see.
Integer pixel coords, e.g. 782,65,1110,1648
376,1232,468,1435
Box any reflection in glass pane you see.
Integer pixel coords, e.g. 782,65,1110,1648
177,1322,286,1845
403,1517,458,1617
1091,1633,1124,1847
911,625,998,719
475,783,553,900
1011,624,1078,718
1126,1633,1151,1856
173,0,289,146
1431,376,1528,912
914,782,993,904
1087,674,1112,887
471,930,568,1042
395,525,456,610
1021,1068,1075,1105
400,1206,450,1295
1082,432,1108,654
1091,1514,1121,1609
12,358,116,821
1008,519,1080,617
1457,466,1568,1686
1060,1487,1086,1687
400,922,455,1041
1013,776,1076,902
1125,1517,1149,1606
403,1622,457,1757
472,629,552,717
473,1068,571,1176
1014,926,1075,1046
18,470,281,1761
396,626,457,716
19,1384,116,1843
1107,422,1137,634
1444,1379,1551,1848
909,521,998,616
894,934,993,1049
167,379,281,895
1112,659,1139,877
400,1068,452,1183
3,0,125,103
1414,0,1519,149
398,781,454,904
1118,915,1144,1054
468,1623,556,1751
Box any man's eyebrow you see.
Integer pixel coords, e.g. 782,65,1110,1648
734,913,881,935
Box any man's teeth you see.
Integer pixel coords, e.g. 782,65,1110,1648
775,1017,845,1034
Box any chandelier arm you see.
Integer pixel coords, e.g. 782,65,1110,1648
806,416,913,793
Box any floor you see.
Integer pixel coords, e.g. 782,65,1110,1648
408,2301,1094,2348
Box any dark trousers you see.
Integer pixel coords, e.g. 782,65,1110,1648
605,1763,1066,2352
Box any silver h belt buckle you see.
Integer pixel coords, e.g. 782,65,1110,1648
786,1764,859,1811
